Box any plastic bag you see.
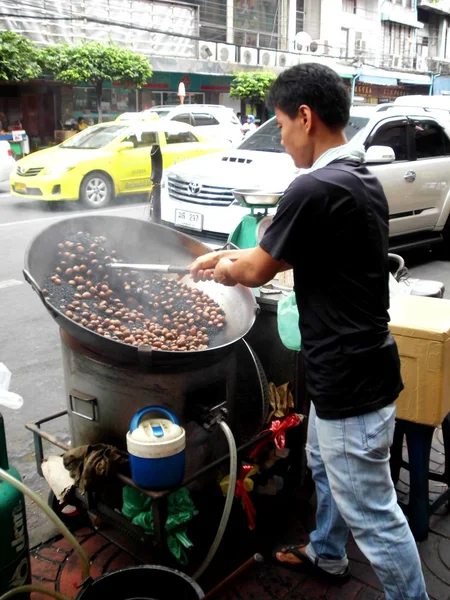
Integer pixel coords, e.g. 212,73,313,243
122,486,197,564
277,291,301,351
0,363,23,410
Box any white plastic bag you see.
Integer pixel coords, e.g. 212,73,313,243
0,363,23,410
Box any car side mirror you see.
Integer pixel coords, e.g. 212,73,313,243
118,141,134,152
365,145,395,164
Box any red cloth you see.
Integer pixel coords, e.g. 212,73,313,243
235,464,257,531
250,413,303,459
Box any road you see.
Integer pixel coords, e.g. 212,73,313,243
1,184,450,546
0,184,151,545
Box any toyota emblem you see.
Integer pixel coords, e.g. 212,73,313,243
188,181,201,195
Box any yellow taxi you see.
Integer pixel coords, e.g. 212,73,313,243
10,118,230,208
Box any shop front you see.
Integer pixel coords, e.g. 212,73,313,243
0,80,63,151
138,72,234,110
348,73,431,105
67,72,235,126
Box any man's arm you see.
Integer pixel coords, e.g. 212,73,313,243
190,246,289,287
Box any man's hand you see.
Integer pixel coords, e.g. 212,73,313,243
190,246,288,288
213,258,237,286
190,249,249,282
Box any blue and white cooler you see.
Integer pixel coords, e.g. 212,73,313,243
126,406,186,490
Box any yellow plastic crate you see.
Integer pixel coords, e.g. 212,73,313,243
389,294,450,427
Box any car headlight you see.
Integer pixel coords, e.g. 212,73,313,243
45,165,76,176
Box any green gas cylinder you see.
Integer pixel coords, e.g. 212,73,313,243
0,413,31,599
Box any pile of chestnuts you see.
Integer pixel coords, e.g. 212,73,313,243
42,232,226,351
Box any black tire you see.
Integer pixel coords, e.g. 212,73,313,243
441,217,450,259
80,172,113,209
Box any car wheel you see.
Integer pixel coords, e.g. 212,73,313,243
440,216,450,259
80,172,112,209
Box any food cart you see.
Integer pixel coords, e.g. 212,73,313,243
0,130,29,158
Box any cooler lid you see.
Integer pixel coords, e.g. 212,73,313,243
389,295,450,342
130,418,183,443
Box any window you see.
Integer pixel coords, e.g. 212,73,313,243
340,28,349,58
60,125,129,149
345,117,370,140
417,36,429,58
343,0,356,14
234,0,280,49
193,113,219,127
296,0,304,35
172,113,193,126
165,130,198,144
413,121,449,158
190,1,227,42
368,123,408,161
125,130,158,148
238,116,366,153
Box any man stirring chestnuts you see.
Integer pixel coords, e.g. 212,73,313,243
189,63,428,600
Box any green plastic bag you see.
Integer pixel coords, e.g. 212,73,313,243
122,486,198,564
277,290,301,351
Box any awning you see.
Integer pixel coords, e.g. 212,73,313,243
399,76,432,86
359,75,398,87
381,8,424,29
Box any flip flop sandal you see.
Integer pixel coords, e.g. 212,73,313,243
272,544,351,583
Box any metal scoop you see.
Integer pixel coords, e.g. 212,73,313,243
105,262,190,275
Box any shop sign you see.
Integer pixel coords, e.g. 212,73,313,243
355,83,408,100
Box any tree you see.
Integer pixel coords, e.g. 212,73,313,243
230,72,277,113
40,42,152,122
0,31,41,82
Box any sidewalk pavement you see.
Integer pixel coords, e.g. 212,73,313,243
28,428,450,600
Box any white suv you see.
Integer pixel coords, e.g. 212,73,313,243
142,105,243,146
160,103,450,253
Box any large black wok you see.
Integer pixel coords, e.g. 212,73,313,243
23,215,258,368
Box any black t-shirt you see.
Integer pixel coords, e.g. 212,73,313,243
260,161,404,420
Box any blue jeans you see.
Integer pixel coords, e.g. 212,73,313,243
306,402,428,600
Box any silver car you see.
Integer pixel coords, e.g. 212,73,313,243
161,104,450,253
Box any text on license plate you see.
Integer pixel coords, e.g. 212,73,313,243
175,209,203,232
15,183,26,192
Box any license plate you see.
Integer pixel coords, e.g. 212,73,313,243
175,209,203,232
15,183,26,192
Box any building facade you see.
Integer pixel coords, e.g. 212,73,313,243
0,0,449,143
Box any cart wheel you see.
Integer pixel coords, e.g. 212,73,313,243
48,491,88,529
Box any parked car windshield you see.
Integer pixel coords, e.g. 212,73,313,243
238,116,370,153
60,125,129,149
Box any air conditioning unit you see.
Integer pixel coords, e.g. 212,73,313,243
415,56,428,71
276,52,295,68
403,57,414,69
391,55,402,68
355,39,367,53
240,47,258,65
199,41,217,60
217,43,236,63
259,49,276,67
309,40,330,55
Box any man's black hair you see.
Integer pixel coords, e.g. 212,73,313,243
267,63,350,129
77,116,84,123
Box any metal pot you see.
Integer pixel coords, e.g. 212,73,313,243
23,215,258,368
76,565,204,600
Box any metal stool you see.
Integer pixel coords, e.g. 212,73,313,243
390,414,450,541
